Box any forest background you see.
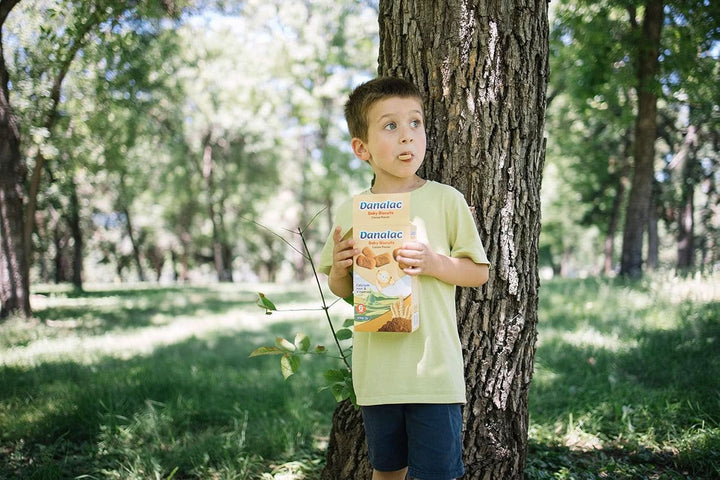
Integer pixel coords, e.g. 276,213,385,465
1,0,718,298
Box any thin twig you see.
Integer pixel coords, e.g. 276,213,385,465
300,207,328,235
239,216,308,259
298,227,352,372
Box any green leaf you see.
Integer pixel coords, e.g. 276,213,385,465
281,354,300,379
315,345,327,354
343,318,354,328
256,293,277,314
330,382,347,402
248,346,284,357
276,337,296,353
342,294,354,306
323,368,349,384
335,328,353,341
294,333,311,353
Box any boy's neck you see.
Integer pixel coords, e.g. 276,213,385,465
371,176,426,194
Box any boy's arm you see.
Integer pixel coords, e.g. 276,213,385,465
395,242,489,287
328,267,353,299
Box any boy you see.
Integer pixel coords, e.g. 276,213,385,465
319,77,490,480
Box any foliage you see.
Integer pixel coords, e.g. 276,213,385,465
544,0,720,273
5,0,378,288
248,217,356,405
1,0,717,297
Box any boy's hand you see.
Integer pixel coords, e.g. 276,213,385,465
395,241,439,277
396,241,489,287
330,226,357,279
327,226,356,299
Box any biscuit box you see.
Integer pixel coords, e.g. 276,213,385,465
352,192,419,333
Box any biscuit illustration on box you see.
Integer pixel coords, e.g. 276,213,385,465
356,254,376,269
352,193,419,333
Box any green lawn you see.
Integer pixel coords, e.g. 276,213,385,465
527,275,720,479
0,275,718,479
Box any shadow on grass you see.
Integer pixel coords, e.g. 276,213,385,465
528,297,720,479
0,320,339,479
26,285,320,339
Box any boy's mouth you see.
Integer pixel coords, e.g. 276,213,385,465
398,153,413,161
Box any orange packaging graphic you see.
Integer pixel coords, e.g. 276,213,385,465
352,193,419,333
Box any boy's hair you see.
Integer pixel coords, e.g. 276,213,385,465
344,77,423,142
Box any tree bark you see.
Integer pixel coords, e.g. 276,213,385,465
322,0,548,478
620,0,664,277
320,400,372,480
0,0,31,318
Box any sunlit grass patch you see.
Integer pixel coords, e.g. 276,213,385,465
529,273,720,479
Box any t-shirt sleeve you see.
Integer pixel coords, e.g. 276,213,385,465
448,190,490,266
318,232,334,276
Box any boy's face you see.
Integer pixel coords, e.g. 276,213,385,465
352,97,426,187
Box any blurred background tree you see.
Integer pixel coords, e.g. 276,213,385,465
544,0,720,277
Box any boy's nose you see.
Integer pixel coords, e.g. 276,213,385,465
400,131,414,143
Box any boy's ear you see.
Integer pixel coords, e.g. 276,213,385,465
351,137,371,161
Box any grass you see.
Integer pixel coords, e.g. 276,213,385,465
527,274,720,479
0,274,718,479
1,282,343,479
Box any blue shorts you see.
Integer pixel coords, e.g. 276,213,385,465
361,403,464,480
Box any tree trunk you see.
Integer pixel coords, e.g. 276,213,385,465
603,134,631,275
201,138,233,282
322,0,548,478
320,400,372,480
68,175,83,290
674,125,699,271
52,211,69,283
676,190,694,270
122,205,146,282
646,187,659,271
0,0,31,318
620,0,664,277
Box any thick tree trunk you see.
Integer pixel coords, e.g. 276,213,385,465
0,0,31,318
322,0,548,478
0,111,30,318
320,400,372,480
620,0,664,277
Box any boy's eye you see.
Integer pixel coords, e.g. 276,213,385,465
410,119,422,128
384,122,397,131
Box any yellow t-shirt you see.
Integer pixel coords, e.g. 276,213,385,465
318,181,490,405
